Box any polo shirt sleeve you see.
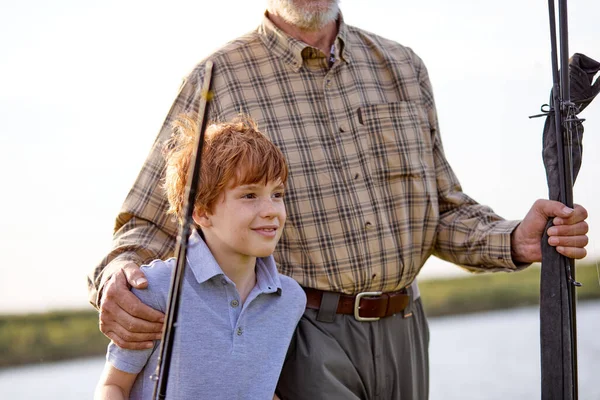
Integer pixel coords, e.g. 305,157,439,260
106,260,171,374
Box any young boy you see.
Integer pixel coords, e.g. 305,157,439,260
94,115,306,399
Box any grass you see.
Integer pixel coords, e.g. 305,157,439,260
0,309,108,368
419,261,600,317
1,262,598,368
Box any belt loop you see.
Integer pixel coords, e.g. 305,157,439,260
403,282,414,319
316,291,340,323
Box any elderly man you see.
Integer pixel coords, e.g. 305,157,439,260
89,1,589,398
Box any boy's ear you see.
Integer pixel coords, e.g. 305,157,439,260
192,208,212,228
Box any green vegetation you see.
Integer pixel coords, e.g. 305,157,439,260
0,263,598,368
419,262,600,317
0,309,108,368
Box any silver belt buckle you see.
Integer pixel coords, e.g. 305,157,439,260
354,291,383,322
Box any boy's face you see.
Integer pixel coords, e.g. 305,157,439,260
197,179,286,261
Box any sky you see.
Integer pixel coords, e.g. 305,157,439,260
0,0,598,314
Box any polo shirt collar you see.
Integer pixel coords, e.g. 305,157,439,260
255,255,283,296
258,11,352,72
185,229,282,295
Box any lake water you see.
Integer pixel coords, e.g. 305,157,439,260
1,300,599,399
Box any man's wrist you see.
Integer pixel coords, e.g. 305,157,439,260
510,223,531,266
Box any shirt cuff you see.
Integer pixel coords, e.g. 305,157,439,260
482,219,529,271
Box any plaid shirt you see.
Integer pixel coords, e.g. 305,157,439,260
88,13,521,307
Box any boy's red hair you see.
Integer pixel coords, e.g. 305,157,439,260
164,114,288,223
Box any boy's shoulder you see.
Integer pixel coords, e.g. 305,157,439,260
277,273,302,290
276,274,306,308
140,257,175,281
132,258,177,313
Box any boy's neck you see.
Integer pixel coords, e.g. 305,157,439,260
221,260,257,304
204,239,257,303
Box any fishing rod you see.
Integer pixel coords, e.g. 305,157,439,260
541,0,579,398
152,60,214,400
549,0,580,383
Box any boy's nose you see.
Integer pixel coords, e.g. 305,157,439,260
259,199,279,217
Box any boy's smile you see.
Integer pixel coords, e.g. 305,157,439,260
251,224,280,238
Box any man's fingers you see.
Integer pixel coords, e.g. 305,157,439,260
117,290,165,324
99,310,161,349
100,270,164,336
548,234,589,248
545,203,588,259
97,265,166,349
122,262,149,289
109,294,164,333
532,199,571,218
102,327,156,351
547,221,589,238
534,200,589,223
107,266,164,323
556,246,587,260
104,283,164,331
553,204,588,226
99,291,164,349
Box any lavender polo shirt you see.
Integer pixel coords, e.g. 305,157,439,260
106,230,306,399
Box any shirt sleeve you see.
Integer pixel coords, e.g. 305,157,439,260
411,52,525,272
88,64,217,308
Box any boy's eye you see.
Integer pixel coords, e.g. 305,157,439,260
242,193,256,199
273,191,285,199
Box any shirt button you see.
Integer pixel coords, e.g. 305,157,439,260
230,299,239,308
326,79,332,88
236,327,243,336
354,172,360,180
339,124,348,132
365,221,374,230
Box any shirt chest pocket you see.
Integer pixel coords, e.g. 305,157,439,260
357,101,428,182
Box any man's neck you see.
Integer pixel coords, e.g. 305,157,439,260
267,11,338,57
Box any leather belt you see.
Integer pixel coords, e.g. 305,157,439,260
303,287,411,322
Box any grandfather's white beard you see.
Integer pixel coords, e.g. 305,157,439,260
268,0,340,31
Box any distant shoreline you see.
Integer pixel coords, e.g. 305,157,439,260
1,262,598,368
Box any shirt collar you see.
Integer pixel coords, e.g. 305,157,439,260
185,229,282,295
258,11,352,72
255,254,283,296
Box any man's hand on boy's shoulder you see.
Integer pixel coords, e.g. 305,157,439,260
99,263,165,350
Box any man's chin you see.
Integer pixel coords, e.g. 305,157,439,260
271,0,339,31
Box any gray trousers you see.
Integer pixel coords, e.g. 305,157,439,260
276,292,429,400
